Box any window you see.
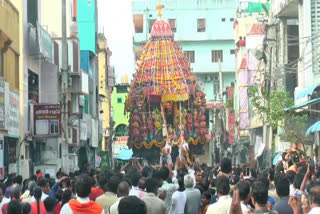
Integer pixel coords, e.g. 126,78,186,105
133,14,144,33
28,70,39,103
149,19,156,33
117,98,122,104
212,50,223,63
197,19,206,32
222,18,226,22
230,18,234,22
0,50,3,77
27,0,38,27
36,120,49,135
184,51,195,63
169,19,176,32
115,124,128,137
230,49,235,54
50,120,59,134
116,86,128,93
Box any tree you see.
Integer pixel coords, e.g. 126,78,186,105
248,85,308,144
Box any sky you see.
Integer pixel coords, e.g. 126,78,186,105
98,0,135,84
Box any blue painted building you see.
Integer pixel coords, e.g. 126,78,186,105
77,0,100,169
133,0,237,102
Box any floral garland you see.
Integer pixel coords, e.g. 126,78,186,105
131,137,207,149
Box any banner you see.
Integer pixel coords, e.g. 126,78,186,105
112,137,132,160
8,91,20,138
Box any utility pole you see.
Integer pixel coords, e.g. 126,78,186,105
218,58,224,159
61,0,69,174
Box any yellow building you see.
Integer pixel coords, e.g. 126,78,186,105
0,0,20,177
97,34,113,152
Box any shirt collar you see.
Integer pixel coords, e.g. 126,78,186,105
218,195,231,201
104,192,117,196
77,197,90,203
145,192,156,197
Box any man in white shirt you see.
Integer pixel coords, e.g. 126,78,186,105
38,177,50,201
109,181,130,214
0,183,10,214
309,182,320,214
237,181,252,214
60,175,104,214
128,171,141,197
206,176,232,214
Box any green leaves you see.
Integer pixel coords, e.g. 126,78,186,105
248,85,307,143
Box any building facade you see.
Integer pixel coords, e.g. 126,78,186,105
98,33,114,170
0,0,20,179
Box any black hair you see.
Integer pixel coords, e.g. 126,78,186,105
252,180,268,206
138,177,146,190
195,184,205,194
98,173,109,188
282,152,287,161
118,196,147,214
293,173,304,190
274,173,290,197
22,202,31,214
141,166,152,178
202,191,212,201
75,175,92,198
44,197,56,212
62,189,73,207
220,157,232,174
261,168,275,181
14,175,23,185
131,171,141,187
237,181,250,201
55,189,63,202
33,186,42,214
44,174,50,179
38,177,49,188
159,167,170,181
310,181,320,204
10,187,21,200
145,178,158,193
106,176,120,194
0,182,6,195
177,175,185,191
36,169,41,174
250,168,257,178
7,200,22,214
216,176,230,195
29,182,37,197
286,170,296,184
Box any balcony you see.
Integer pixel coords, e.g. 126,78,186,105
271,0,299,18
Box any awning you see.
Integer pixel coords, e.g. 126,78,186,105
306,121,320,136
296,85,320,99
284,97,320,111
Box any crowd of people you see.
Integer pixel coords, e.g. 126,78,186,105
0,150,320,214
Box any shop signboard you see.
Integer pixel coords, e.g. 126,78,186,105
8,91,20,138
34,104,61,135
112,137,132,160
